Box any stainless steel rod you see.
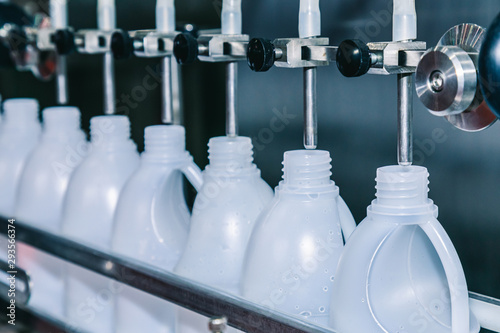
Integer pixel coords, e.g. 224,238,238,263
226,61,238,137
397,73,413,166
103,52,116,115
304,67,318,150
161,56,174,124
171,57,183,125
56,55,69,105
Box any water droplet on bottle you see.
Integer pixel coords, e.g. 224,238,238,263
323,286,328,292
295,305,299,310
299,311,312,318
319,306,325,313
330,276,335,281
361,298,365,303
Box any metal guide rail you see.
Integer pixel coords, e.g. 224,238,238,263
0,217,499,333
0,217,331,333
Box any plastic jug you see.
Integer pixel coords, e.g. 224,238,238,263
174,136,273,333
0,99,41,217
0,99,40,265
241,149,356,327
62,115,139,333
15,106,87,320
330,165,479,333
112,125,203,333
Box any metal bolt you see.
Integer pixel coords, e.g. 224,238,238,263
430,70,444,93
209,316,228,333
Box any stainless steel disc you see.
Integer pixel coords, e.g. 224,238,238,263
415,45,477,116
438,23,497,131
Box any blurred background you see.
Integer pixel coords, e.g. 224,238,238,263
0,0,499,320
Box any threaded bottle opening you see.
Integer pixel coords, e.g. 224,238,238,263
143,125,186,160
375,165,429,207
3,98,39,124
282,150,332,190
207,136,254,173
90,115,131,144
43,107,81,134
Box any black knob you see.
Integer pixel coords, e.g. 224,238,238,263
479,12,500,118
173,33,198,65
247,38,275,72
336,39,371,77
52,29,75,55
110,30,134,60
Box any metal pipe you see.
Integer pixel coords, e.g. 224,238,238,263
226,61,238,137
397,73,413,165
103,52,116,115
171,57,183,125
55,55,68,105
161,56,174,124
303,67,317,149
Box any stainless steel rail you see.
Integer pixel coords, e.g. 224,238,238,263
0,217,332,333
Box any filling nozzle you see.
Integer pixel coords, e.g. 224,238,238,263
50,0,69,105
393,0,416,42
221,0,242,136
98,0,116,115
221,0,242,35
394,0,416,165
156,0,176,124
300,0,320,149
299,0,321,39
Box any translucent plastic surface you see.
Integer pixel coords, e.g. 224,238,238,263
330,166,479,333
62,115,139,333
175,136,273,333
242,150,354,327
112,125,202,333
16,106,86,320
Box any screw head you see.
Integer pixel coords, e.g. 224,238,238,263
208,316,227,333
430,70,445,92
247,38,275,72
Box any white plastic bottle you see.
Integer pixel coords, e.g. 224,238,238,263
330,165,479,333
0,99,40,264
62,115,139,333
174,136,273,333
241,150,355,327
112,125,203,333
0,99,41,217
15,106,87,320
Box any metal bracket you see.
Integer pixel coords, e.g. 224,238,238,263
366,40,427,75
197,34,249,62
130,30,178,58
272,37,330,68
74,29,116,54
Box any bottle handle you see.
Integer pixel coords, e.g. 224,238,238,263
420,219,470,333
336,195,357,241
180,157,203,192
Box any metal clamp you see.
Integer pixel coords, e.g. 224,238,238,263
74,29,116,54
272,37,330,68
197,34,249,62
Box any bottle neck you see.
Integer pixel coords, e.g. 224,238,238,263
279,149,335,194
43,107,82,139
369,165,436,219
90,115,135,152
2,98,40,129
142,125,190,163
205,136,256,176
